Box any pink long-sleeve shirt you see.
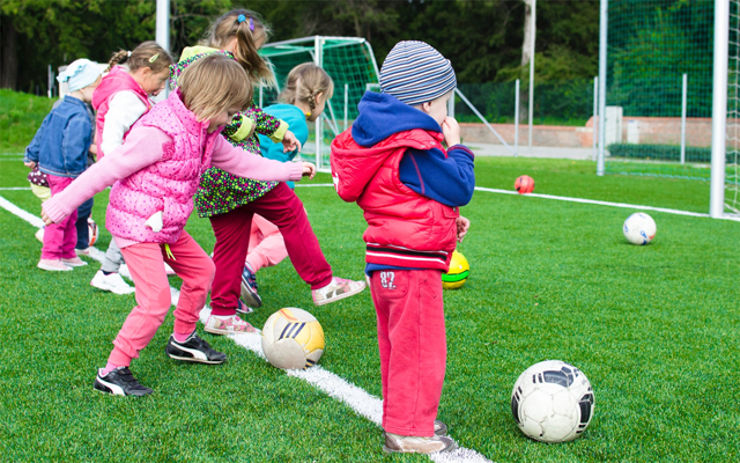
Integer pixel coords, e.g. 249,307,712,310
43,125,304,247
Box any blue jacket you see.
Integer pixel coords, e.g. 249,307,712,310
257,103,308,189
351,91,475,207
24,95,94,178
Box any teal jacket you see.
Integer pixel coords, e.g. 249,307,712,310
257,104,308,189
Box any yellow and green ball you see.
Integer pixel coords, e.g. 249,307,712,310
442,250,470,290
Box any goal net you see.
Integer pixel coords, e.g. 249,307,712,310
726,0,740,214
603,0,740,216
258,36,380,170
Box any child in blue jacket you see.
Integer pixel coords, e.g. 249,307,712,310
24,58,105,271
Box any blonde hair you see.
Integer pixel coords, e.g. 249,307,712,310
107,41,173,74
279,63,334,120
203,9,275,86
178,54,253,122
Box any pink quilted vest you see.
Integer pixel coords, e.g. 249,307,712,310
105,89,220,244
92,66,150,158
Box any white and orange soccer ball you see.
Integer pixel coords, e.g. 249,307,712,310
261,307,325,370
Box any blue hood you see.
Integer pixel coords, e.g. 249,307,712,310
351,92,442,147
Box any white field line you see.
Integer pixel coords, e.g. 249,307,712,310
0,194,493,463
474,186,740,222
297,183,740,222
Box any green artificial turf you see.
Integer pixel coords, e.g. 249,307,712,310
0,147,738,462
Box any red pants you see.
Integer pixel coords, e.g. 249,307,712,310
42,175,77,259
108,231,214,367
209,182,332,316
370,269,447,437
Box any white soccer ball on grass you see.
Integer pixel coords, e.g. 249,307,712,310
623,212,657,245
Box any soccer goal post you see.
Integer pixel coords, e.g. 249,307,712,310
598,0,740,218
258,36,380,171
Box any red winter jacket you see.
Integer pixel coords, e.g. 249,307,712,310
331,127,459,271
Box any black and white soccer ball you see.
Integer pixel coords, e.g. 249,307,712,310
511,360,595,443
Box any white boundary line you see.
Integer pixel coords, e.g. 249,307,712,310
0,194,493,463
299,183,740,222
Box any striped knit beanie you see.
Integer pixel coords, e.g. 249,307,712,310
379,40,457,105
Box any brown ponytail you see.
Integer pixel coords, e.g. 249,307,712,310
106,41,173,74
203,9,275,87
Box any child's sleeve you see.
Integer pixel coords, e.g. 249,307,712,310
23,116,50,163
222,113,256,143
42,126,165,223
244,106,289,142
100,91,148,156
210,135,303,182
398,144,475,207
62,113,93,168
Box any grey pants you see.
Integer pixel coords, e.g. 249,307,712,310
100,239,125,273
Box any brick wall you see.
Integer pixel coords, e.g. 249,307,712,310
459,117,735,148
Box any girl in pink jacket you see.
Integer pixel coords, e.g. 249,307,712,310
89,41,173,296
42,54,315,397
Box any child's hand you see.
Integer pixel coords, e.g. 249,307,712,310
441,116,461,147
24,160,36,169
282,130,302,153
301,162,316,179
456,215,470,242
41,209,53,226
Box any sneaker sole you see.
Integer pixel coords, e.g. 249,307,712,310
165,346,226,364
93,377,125,396
382,441,458,454
240,282,262,308
313,283,366,306
37,263,72,271
62,261,88,267
90,281,135,295
203,325,257,336
93,377,152,397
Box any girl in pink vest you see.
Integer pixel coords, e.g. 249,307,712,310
89,41,174,296
42,54,316,397
171,9,365,336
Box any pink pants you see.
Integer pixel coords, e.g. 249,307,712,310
42,175,77,259
107,231,214,367
209,182,332,316
370,269,447,437
246,213,288,272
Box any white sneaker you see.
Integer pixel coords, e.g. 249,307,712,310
204,314,257,336
62,256,87,267
90,270,135,295
383,432,457,454
37,258,72,272
311,277,366,306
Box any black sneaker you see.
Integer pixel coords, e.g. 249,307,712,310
93,367,153,397
165,333,226,364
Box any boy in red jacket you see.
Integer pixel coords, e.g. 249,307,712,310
330,40,474,454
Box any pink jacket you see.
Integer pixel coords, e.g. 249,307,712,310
43,90,304,244
91,66,150,158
